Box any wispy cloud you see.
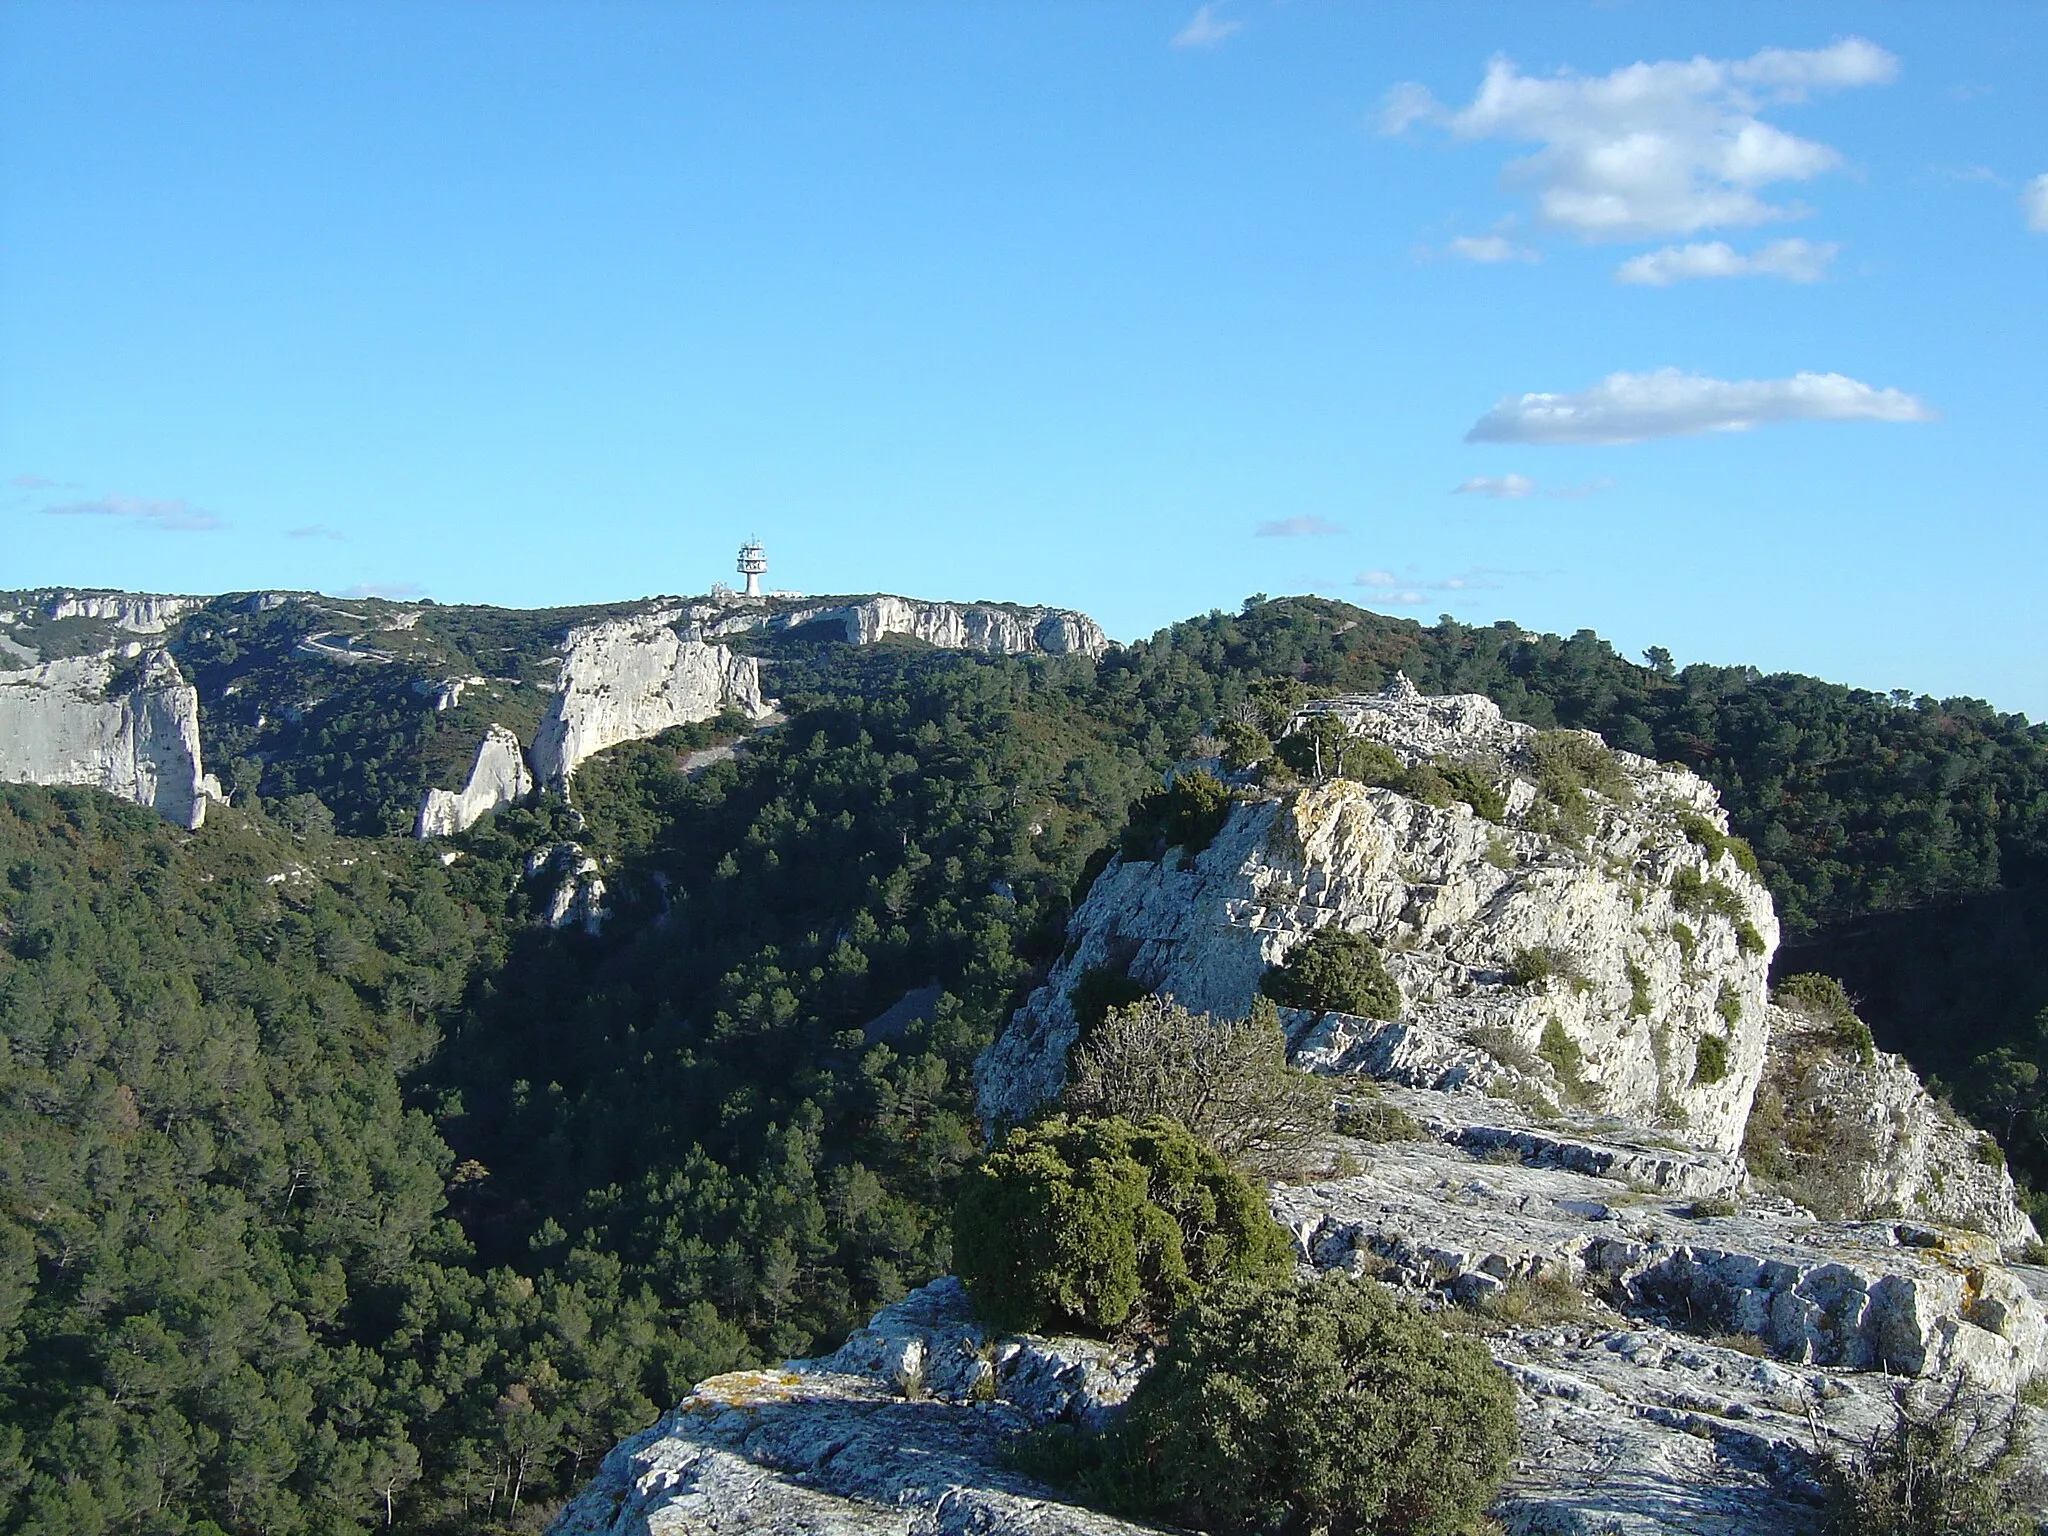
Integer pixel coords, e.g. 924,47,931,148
1453,473,1536,499
287,525,346,541
2025,173,2048,233
1385,39,1895,241
1446,233,1540,264
1256,515,1345,538
9,474,55,490
1467,369,1933,446
1548,477,1617,499
343,581,427,600
1172,2,1240,49
1355,568,1500,605
43,494,224,532
1616,237,1838,285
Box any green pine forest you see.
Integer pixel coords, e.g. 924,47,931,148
4,595,2048,1534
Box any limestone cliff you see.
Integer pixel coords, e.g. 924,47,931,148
527,611,769,787
414,724,533,838
0,651,213,829
980,683,1777,1154
700,594,1109,658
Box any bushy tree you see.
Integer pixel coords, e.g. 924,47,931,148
951,1116,1294,1337
1259,928,1402,1019
1063,995,1334,1177
1107,1274,1517,1535
1121,771,1234,860
1821,1383,2041,1536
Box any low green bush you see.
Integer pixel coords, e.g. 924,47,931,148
1259,928,1402,1019
1715,982,1744,1027
1104,1275,1518,1535
1626,959,1654,1017
952,1115,1294,1338
1677,812,1760,876
1774,972,1876,1063
1735,919,1766,956
1121,770,1233,861
1216,719,1272,772
1671,866,1747,921
1401,759,1506,821
1529,730,1631,801
1820,1382,2041,1535
1694,1032,1730,1086
1508,945,1577,988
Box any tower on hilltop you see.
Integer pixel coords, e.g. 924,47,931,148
737,540,767,598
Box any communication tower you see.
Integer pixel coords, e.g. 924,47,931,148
737,540,767,598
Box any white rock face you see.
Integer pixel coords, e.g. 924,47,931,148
39,590,201,633
1750,1003,2038,1250
980,686,1777,1154
528,611,768,787
414,724,533,838
702,595,1109,658
526,842,608,933
0,652,211,828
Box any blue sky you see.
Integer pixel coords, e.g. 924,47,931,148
3,3,2044,712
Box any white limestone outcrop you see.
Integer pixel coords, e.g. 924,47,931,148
980,684,1777,1154
414,725,533,838
38,590,201,633
1749,1002,2038,1250
0,651,212,828
700,595,1109,658
527,611,768,787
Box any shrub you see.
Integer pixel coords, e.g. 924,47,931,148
1694,1032,1730,1086
1677,812,1760,876
1626,960,1654,1018
1068,966,1148,1037
1121,770,1233,861
1064,995,1335,1178
1259,928,1402,1019
1529,730,1631,801
1735,920,1766,956
1216,719,1272,772
952,1115,1294,1338
1484,835,1516,871
1715,982,1744,1027
1538,1018,1591,1102
1671,921,1698,962
1105,1274,1518,1536
1274,718,1400,785
1334,1086,1424,1142
1401,759,1506,821
1508,945,1577,988
1774,972,1876,1063
1819,1382,2042,1536
1670,866,1747,921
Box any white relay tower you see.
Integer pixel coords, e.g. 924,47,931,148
737,540,767,598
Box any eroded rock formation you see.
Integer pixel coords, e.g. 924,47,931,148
700,594,1109,658
527,611,769,787
414,724,533,838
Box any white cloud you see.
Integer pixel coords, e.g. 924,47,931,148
2024,173,2048,233
1386,39,1896,240
1453,473,1536,498
1172,3,1240,49
1256,516,1344,537
1355,569,1498,605
1615,237,1838,285
1466,368,1933,446
1447,234,1539,264
43,494,223,532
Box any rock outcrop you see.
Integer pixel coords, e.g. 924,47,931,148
526,843,608,933
414,724,533,838
1747,1002,2037,1248
547,1279,1157,1536
0,652,213,828
700,595,1109,658
38,590,202,633
528,611,769,787
981,683,1777,1154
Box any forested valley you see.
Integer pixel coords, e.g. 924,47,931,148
5,595,2047,1534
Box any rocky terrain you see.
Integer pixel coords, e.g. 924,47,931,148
555,678,2046,1536
0,586,1105,836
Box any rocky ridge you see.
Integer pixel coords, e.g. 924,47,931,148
554,679,2044,1536
696,594,1108,658
414,723,533,838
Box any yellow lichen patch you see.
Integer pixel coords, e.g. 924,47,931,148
681,1370,814,1413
